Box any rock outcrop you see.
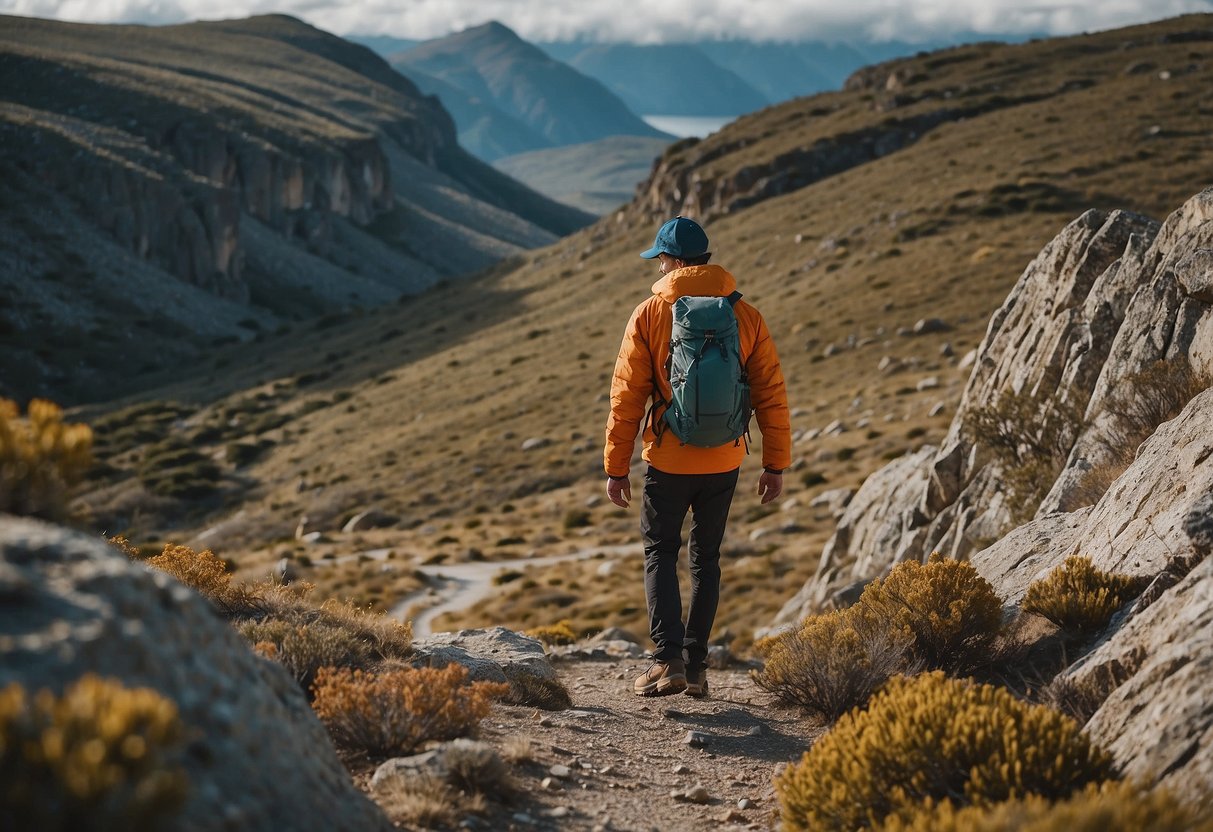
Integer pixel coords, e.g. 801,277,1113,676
773,188,1213,627
0,516,391,832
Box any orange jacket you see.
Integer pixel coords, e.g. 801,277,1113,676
605,264,791,477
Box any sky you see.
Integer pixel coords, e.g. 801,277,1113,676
2,0,1211,43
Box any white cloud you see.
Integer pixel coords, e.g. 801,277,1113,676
2,0,1210,43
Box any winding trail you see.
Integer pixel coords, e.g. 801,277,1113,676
387,544,641,636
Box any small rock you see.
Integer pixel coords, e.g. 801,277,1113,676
671,790,688,802
673,764,691,774
541,777,562,791
549,764,572,779
548,807,571,819
685,731,711,748
746,725,765,737
721,809,747,823
599,764,616,775
940,341,955,357
521,437,550,451
929,401,947,417
663,706,686,719
823,419,846,435
913,317,950,334
512,813,535,825
916,376,940,391
538,716,555,727
738,798,756,810
687,785,712,804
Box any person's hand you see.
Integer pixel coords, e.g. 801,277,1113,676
757,471,783,504
607,476,631,508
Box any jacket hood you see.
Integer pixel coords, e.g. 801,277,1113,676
651,264,737,303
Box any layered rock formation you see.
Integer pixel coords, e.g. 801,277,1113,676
0,516,391,831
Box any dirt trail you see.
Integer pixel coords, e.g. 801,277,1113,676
383,655,817,831
387,545,640,636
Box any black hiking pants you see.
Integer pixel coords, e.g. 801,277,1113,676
640,466,740,670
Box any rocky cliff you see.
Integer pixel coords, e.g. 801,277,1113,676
0,14,591,404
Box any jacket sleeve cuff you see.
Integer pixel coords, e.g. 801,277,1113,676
763,467,784,475
607,474,629,481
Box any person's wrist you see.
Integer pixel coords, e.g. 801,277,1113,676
763,467,784,476
607,474,629,481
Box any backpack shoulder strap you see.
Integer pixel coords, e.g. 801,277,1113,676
726,291,743,307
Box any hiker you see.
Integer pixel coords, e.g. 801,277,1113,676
604,216,791,698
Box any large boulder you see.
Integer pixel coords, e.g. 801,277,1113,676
410,626,556,685
0,516,391,832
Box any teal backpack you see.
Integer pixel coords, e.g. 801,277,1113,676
653,291,752,448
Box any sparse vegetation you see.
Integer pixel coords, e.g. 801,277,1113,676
965,381,1088,524
310,664,508,757
0,675,188,831
0,398,92,520
1022,556,1150,636
524,620,577,646
775,671,1116,831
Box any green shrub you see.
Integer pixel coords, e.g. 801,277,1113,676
0,675,187,831
876,781,1213,832
754,607,915,722
859,554,1004,672
1022,556,1149,635
775,671,1116,831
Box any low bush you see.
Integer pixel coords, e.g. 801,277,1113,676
876,781,1213,831
145,544,265,618
0,675,187,831
0,398,92,520
525,620,577,646
502,674,572,711
859,554,1004,672
310,664,508,757
754,607,915,722
244,620,374,693
1022,556,1150,635
775,671,1115,831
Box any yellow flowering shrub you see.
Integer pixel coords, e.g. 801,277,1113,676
0,398,92,520
755,606,914,721
524,620,577,646
310,664,508,756
775,671,1115,831
876,781,1213,832
859,554,1004,671
0,675,187,831
1022,556,1150,635
146,543,263,618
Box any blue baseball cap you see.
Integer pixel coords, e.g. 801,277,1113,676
640,216,710,260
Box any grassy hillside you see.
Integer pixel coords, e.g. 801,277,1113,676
72,14,1213,648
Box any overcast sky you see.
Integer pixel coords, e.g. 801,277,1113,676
3,0,1211,43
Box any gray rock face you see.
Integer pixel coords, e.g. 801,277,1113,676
972,388,1213,606
776,188,1213,620
1062,557,1213,797
411,626,556,684
0,516,391,832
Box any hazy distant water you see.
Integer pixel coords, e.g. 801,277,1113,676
643,115,736,138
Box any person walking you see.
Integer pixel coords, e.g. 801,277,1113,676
604,216,791,698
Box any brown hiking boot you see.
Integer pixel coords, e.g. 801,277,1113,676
685,666,709,698
633,658,687,696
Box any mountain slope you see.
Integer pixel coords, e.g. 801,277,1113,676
566,43,770,116
0,14,592,404
72,14,1213,644
391,22,668,159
